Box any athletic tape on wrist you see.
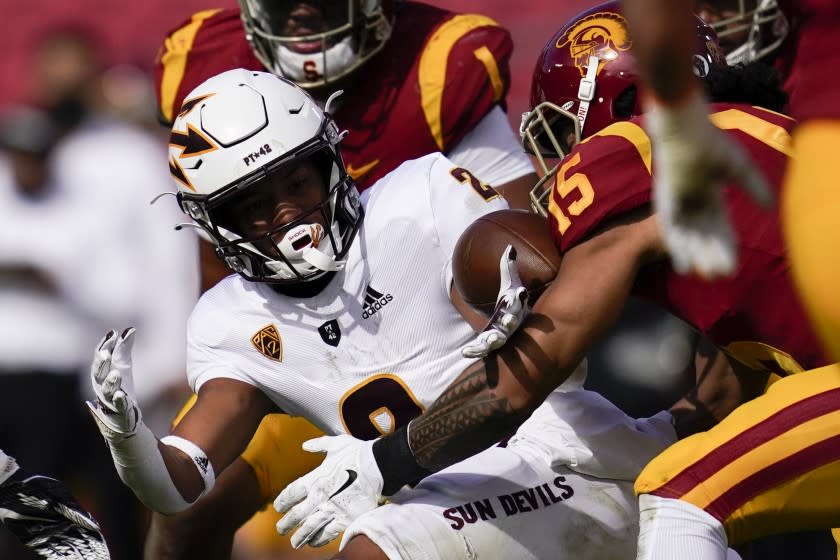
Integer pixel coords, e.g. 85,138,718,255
160,435,215,496
372,424,433,496
108,422,191,514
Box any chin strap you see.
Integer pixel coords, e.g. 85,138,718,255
302,246,346,272
575,55,600,135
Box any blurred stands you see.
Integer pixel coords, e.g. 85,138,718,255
0,0,596,131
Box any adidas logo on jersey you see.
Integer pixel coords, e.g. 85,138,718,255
362,284,393,319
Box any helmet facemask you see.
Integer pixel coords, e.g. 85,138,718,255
522,2,724,217
178,123,363,285
696,0,787,64
239,0,392,88
520,102,581,216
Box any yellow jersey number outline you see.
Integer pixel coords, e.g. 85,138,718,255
546,108,792,237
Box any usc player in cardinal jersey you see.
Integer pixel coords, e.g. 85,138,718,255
625,0,840,365
148,1,536,558
271,4,840,560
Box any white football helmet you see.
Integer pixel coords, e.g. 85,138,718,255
695,0,788,65
169,69,363,285
239,0,394,89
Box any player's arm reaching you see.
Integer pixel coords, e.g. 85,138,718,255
620,0,772,278
86,328,276,515
400,209,659,472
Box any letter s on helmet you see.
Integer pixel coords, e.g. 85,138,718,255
169,68,363,284
520,0,726,215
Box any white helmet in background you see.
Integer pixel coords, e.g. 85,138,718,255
239,0,394,89
169,68,362,285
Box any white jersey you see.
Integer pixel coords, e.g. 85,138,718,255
344,381,678,560
186,153,507,436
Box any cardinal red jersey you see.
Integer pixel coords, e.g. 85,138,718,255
546,102,828,374
154,2,512,190
776,0,840,121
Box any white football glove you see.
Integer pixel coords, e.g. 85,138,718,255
86,328,140,442
274,435,383,549
462,244,529,359
647,91,773,279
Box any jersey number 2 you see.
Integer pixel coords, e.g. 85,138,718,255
450,167,501,202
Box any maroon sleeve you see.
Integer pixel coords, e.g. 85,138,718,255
154,9,263,125
417,14,513,152
787,10,840,120
546,123,654,253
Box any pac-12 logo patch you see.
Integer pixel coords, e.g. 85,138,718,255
251,324,283,361
318,319,341,347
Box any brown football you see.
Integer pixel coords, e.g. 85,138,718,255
453,209,562,315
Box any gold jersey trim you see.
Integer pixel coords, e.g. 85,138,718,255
159,9,223,124
418,14,501,151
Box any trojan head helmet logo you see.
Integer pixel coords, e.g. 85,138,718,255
556,12,632,77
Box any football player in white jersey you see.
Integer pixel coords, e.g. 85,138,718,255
85,68,682,559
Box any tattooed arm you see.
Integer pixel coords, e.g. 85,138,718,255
373,210,664,491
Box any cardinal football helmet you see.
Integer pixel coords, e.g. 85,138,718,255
169,69,362,284
239,0,394,89
521,0,726,215
695,0,788,65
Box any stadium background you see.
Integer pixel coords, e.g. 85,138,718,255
0,0,590,132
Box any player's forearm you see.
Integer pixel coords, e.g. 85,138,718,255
622,0,699,105
412,359,534,469
373,349,548,495
105,423,211,515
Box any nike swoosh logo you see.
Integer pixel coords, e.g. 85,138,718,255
329,469,358,499
346,159,380,179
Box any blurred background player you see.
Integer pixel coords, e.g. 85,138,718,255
150,1,537,557
0,25,199,560
624,0,840,363
155,0,536,198
273,4,840,559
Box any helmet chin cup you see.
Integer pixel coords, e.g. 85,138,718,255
273,222,343,275
280,223,327,256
